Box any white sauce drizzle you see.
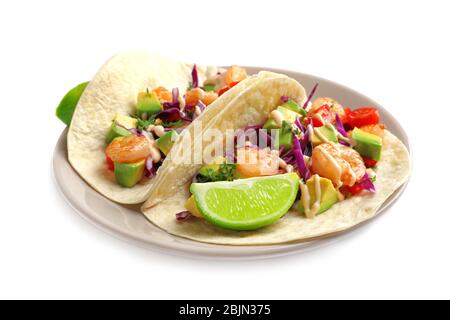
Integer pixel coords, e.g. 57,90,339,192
301,174,322,219
271,110,284,127
307,124,314,143
178,94,186,112
194,105,202,116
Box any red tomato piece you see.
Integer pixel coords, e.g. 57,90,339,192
363,157,378,168
346,107,379,128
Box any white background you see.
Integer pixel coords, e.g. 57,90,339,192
0,0,449,299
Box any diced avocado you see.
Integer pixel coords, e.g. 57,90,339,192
106,123,131,144
263,118,279,130
263,106,299,129
185,195,203,218
274,121,294,150
277,106,299,124
114,114,138,129
156,130,179,156
55,82,89,125
352,127,382,161
204,84,216,92
114,160,146,188
298,176,339,216
105,114,137,144
311,125,338,146
282,99,307,117
137,91,162,117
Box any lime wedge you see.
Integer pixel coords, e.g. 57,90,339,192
56,82,89,126
190,173,299,231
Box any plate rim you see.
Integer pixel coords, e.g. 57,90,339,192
53,66,412,260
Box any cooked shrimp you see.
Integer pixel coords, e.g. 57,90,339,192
152,86,172,103
236,147,280,177
311,142,365,187
105,135,151,164
358,124,385,139
201,91,218,106
224,65,247,86
310,97,345,120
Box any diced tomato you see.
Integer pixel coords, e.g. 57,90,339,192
363,157,378,168
345,107,379,128
346,184,363,196
311,105,333,127
218,86,230,96
229,81,240,88
106,155,115,171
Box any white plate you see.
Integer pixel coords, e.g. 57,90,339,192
53,67,411,259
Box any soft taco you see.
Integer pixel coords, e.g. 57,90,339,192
61,51,261,204
141,76,411,245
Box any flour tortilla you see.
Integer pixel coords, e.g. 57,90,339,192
141,74,411,244
67,51,259,204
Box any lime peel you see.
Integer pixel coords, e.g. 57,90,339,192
190,173,299,231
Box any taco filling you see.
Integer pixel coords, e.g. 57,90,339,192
180,85,390,229
104,65,248,188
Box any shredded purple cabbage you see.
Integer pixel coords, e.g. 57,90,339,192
335,114,347,137
145,158,156,178
355,173,376,192
334,114,351,146
162,88,180,109
176,211,193,222
293,136,311,180
303,83,319,108
295,117,305,133
280,95,290,103
191,65,199,88
157,108,192,123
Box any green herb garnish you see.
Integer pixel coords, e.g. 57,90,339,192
196,163,236,183
204,84,215,92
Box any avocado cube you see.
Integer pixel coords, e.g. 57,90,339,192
298,176,339,216
263,118,279,130
137,91,162,117
156,130,179,156
106,122,131,144
274,121,294,150
263,106,299,130
282,99,307,117
198,157,225,177
277,106,299,124
114,159,146,188
352,127,382,161
311,126,338,146
105,114,137,144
